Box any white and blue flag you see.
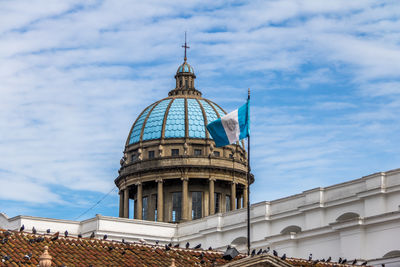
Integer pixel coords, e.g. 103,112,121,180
207,101,250,147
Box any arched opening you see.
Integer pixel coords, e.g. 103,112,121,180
383,250,400,258
231,236,247,246
280,225,302,235
336,212,360,222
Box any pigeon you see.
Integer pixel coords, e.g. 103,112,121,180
257,249,262,255
381,264,385,267
4,231,11,237
326,256,331,262
312,260,319,265
19,225,25,232
90,232,95,239
155,240,159,245
3,255,10,261
103,234,108,240
167,242,172,247
28,238,36,244
108,246,113,251
194,244,201,249
281,254,286,260
23,253,32,260
121,250,126,255
78,234,82,238
200,259,205,264
338,257,342,263
1,238,8,244
174,244,179,248
361,261,368,266
35,237,44,243
308,254,312,261
342,258,347,264
165,244,170,251
273,250,278,257
185,242,190,249
32,227,37,234
51,232,59,241
251,249,256,257
208,246,212,250
351,259,357,265
46,229,50,234
139,238,146,244
64,231,68,238
321,258,325,262
121,238,125,243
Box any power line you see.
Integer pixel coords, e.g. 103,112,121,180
74,187,116,220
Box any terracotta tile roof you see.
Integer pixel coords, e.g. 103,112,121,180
0,229,244,266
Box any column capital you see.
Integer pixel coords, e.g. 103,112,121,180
209,177,216,182
156,178,163,183
135,181,142,186
181,176,189,181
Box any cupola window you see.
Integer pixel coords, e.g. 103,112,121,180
194,149,202,156
192,192,202,219
215,193,221,213
172,192,182,222
148,150,155,159
171,149,179,156
213,151,220,157
226,195,231,212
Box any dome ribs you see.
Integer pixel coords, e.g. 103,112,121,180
184,97,189,139
161,98,175,140
196,98,209,139
139,100,162,143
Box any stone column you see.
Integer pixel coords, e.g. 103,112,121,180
231,182,236,211
243,185,248,209
209,178,215,215
181,177,189,221
123,187,129,218
119,190,124,218
137,182,143,220
157,179,164,222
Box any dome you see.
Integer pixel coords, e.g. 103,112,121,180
177,61,194,74
128,96,226,144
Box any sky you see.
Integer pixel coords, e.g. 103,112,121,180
1,0,400,220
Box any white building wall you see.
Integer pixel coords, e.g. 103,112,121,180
2,168,400,266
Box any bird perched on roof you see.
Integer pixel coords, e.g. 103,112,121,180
32,227,37,234
1,238,8,244
342,258,347,264
2,255,10,262
351,259,357,265
361,261,368,266
308,253,312,261
194,244,201,249
185,242,190,249
281,254,286,260
64,230,68,238
4,231,11,237
23,253,32,260
167,242,172,247
51,232,59,241
257,249,262,255
273,250,278,257
326,256,331,262
338,257,342,263
19,225,25,232
251,249,256,257
155,240,159,245
208,246,212,250
165,244,170,251
46,229,50,234
139,238,146,244
90,232,95,239
174,244,179,248
103,234,108,240
78,234,82,238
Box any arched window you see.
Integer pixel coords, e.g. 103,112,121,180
336,212,360,222
280,225,302,235
231,237,247,246
383,250,400,258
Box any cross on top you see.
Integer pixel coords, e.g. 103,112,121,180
182,32,190,61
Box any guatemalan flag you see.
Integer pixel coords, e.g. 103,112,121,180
207,101,250,147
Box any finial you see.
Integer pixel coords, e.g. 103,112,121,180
39,246,52,267
182,32,190,62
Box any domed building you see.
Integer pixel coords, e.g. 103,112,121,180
115,53,250,222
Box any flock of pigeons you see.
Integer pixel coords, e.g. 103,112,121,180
0,224,382,266
248,248,371,266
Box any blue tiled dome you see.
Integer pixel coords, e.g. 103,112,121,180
177,61,194,74
128,97,226,144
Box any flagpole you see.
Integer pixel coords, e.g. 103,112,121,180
247,88,251,256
